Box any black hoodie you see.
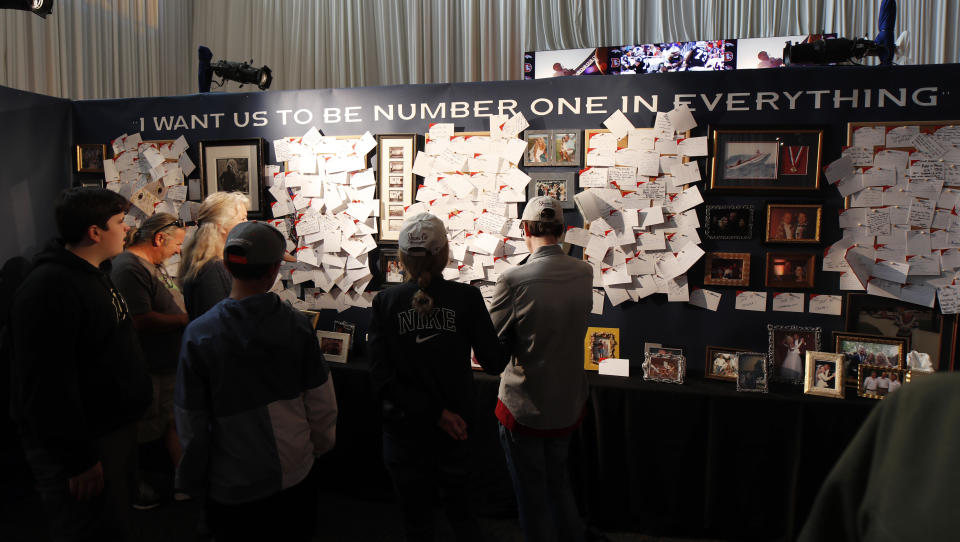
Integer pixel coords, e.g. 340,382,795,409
9,241,152,476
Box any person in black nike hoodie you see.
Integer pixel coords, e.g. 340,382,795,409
9,187,152,541
369,213,508,542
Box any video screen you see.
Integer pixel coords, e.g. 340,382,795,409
736,34,836,69
614,40,736,74
533,47,613,79
523,52,535,80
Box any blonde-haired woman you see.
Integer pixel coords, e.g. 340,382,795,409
179,192,248,320
368,213,506,540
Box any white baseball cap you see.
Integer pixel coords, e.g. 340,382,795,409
521,196,564,225
398,213,447,255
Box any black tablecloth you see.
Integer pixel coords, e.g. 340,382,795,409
321,361,875,541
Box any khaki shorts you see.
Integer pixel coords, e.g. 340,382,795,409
138,373,176,443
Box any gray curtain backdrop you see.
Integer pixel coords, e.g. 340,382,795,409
0,0,954,100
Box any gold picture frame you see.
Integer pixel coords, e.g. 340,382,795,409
76,143,108,173
803,351,844,399
764,203,822,243
856,363,908,400
584,326,619,371
704,252,751,287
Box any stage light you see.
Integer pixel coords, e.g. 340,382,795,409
197,45,273,92
0,0,54,18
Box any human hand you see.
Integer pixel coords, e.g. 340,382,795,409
69,461,104,501
437,409,468,441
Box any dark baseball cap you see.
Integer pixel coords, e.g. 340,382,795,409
224,222,286,265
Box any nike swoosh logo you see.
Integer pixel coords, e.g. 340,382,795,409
415,333,440,344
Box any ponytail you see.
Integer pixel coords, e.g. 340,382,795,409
398,245,449,316
411,271,435,315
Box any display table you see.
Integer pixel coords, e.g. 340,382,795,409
319,359,875,541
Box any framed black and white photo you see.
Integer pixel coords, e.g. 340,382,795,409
199,138,265,217
704,205,754,240
526,172,575,209
377,134,417,242
736,352,769,393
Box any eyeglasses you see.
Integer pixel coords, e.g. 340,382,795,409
157,219,185,233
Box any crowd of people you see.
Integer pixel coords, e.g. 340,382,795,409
618,41,734,74
5,187,599,542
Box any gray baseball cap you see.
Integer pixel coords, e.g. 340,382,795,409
224,222,286,265
521,196,564,224
398,213,447,255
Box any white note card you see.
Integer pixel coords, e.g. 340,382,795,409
735,291,767,311
598,358,630,377
808,294,842,315
689,288,721,311
772,292,804,312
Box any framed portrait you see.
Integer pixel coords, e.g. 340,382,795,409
299,310,321,331
523,130,553,166
857,363,908,400
552,130,582,166
584,327,620,371
736,352,769,393
704,252,750,287
377,134,417,242
704,205,754,240
764,252,816,288
705,346,745,382
803,351,844,399
316,330,350,363
767,324,822,384
845,293,953,372
765,204,822,243
526,172,575,209
76,143,108,173
379,248,406,285
643,352,685,384
834,331,909,387
333,320,357,353
708,127,824,191
198,138,265,217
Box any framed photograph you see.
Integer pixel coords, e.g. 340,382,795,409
584,327,620,371
526,172,575,209
299,310,321,331
845,293,953,372
524,130,553,166
705,346,745,382
767,324,822,383
765,204,822,243
643,352,685,384
708,128,824,191
198,138,265,217
704,205,754,240
379,248,406,285
857,363,907,400
764,252,816,288
76,143,108,173
646,345,683,357
333,320,357,353
834,331,909,386
377,134,417,242
552,130,582,166
736,352,769,393
316,330,350,363
803,351,844,399
704,252,750,287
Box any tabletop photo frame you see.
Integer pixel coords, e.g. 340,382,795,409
317,330,351,363
198,138,265,217
736,352,769,393
834,331,909,387
803,351,844,399
768,324,822,384
643,352,686,384
708,127,824,191
584,326,619,371
704,345,744,382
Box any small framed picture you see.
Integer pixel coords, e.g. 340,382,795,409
379,248,406,285
316,330,350,363
857,363,907,399
736,352,769,393
584,327,620,371
299,310,321,331
765,204,822,243
333,320,357,352
643,352,685,384
845,293,948,372
764,252,816,288
703,252,751,287
524,130,553,166
704,205,754,240
708,127,824,191
834,331,909,387
526,172,575,209
377,134,417,242
803,351,844,399
76,144,108,173
705,346,744,382
198,138,266,217
768,324,822,384
551,130,582,166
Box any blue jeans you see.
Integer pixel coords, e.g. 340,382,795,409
498,424,585,542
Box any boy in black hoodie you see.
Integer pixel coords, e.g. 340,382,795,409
9,187,152,541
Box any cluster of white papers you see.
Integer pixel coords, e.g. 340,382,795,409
732,291,843,315
104,132,197,276
565,105,709,312
823,124,960,313
267,128,380,312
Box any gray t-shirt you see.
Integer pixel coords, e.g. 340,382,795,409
111,251,186,374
